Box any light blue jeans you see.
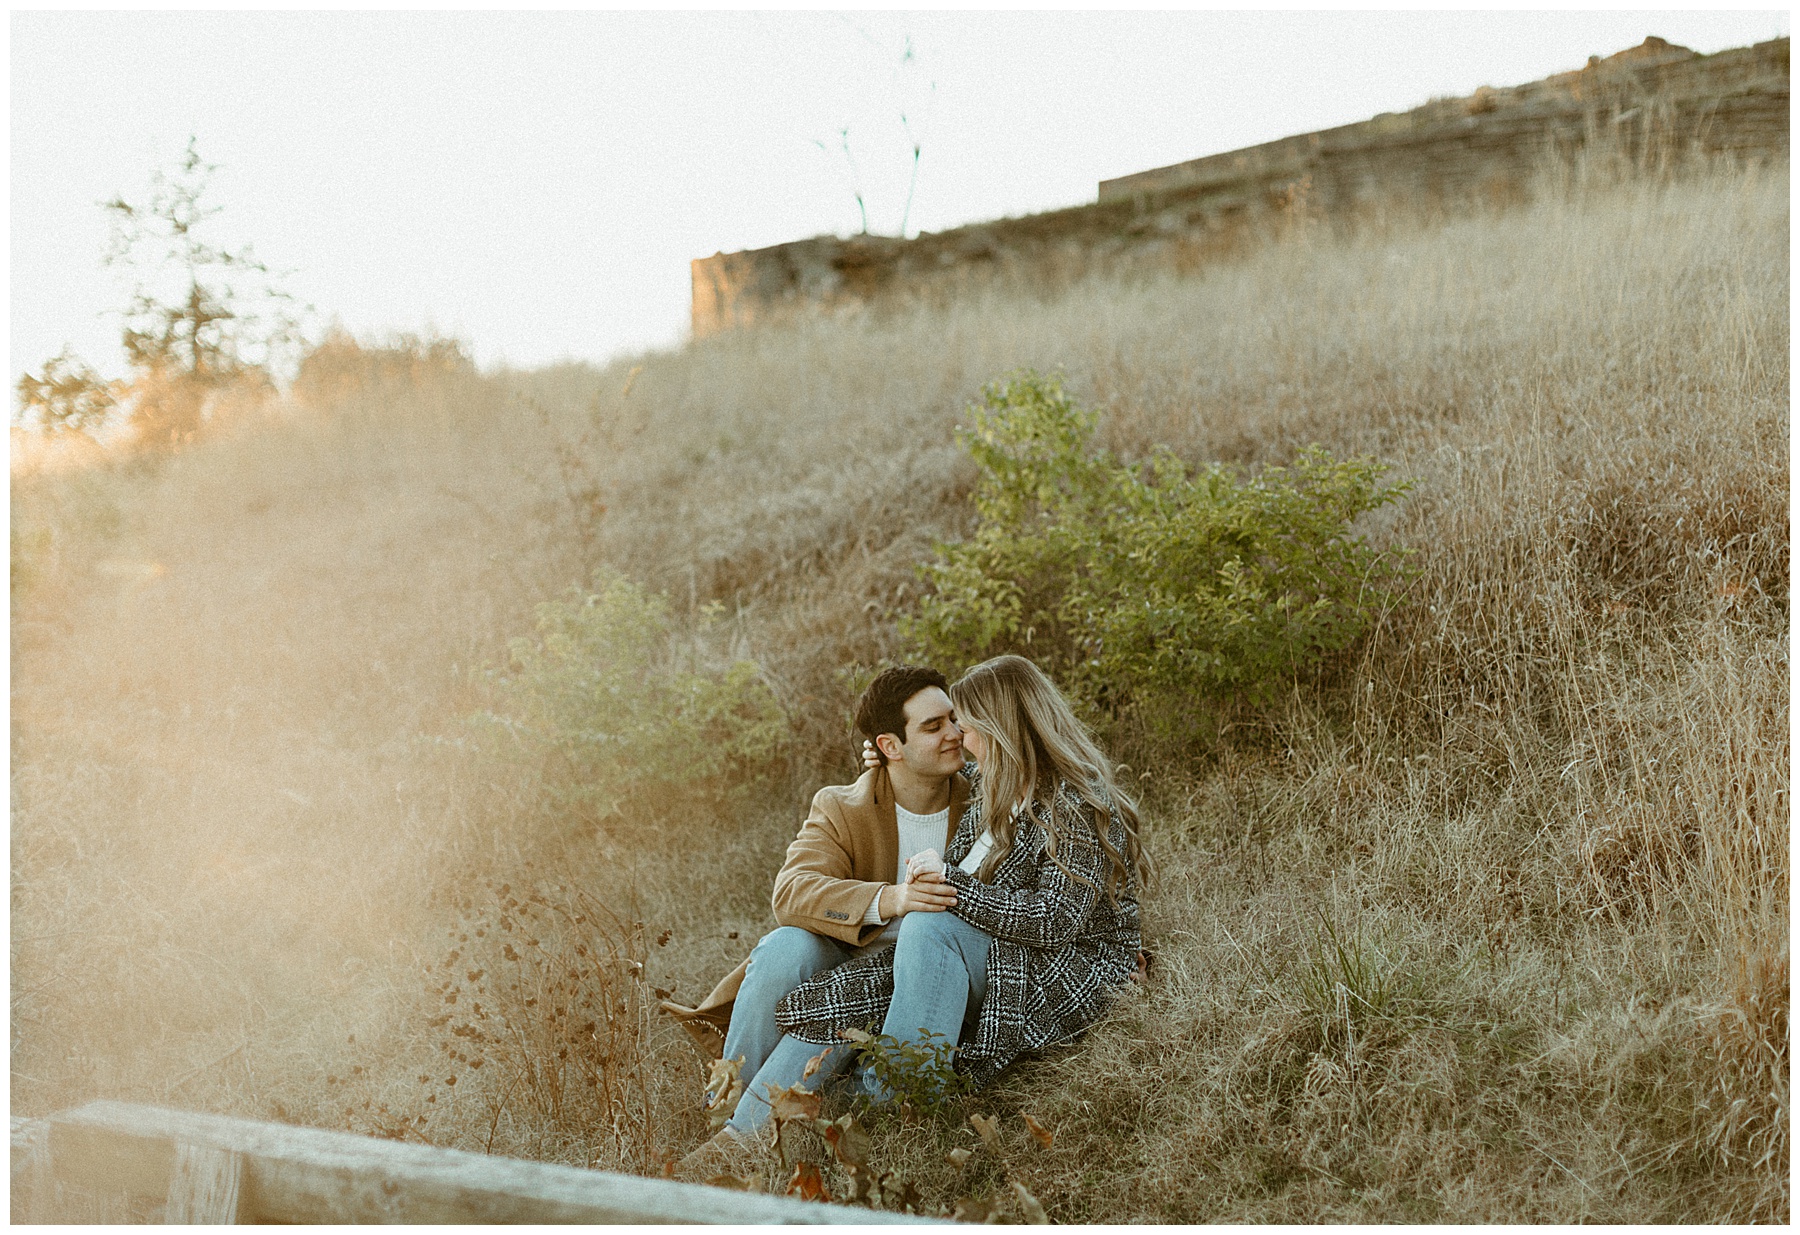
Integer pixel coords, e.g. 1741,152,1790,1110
723,912,990,1135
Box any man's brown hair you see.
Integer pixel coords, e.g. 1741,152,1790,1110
854,665,950,765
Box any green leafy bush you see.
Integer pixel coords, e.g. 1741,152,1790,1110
905,371,1411,742
843,1027,972,1116
479,568,786,825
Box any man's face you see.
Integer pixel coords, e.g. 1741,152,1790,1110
881,686,964,779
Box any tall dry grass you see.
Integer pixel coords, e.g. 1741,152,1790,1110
12,157,1785,1220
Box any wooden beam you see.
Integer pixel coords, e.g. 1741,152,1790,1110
12,1116,45,1182
12,1116,47,1222
164,1142,243,1223
44,1101,930,1224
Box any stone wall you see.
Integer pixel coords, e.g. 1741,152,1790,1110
691,36,1788,338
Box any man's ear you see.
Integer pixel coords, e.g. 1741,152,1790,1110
874,732,905,764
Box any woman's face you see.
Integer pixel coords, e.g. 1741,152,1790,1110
959,724,989,765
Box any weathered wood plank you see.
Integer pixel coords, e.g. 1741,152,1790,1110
12,1116,45,1182
165,1142,244,1223
12,1116,47,1222
47,1101,928,1224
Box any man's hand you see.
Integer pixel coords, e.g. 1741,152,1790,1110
878,871,957,918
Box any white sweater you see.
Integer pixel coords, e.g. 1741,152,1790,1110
859,801,950,948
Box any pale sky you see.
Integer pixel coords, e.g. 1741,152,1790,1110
10,9,1790,380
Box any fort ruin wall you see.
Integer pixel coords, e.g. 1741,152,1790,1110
691,36,1788,338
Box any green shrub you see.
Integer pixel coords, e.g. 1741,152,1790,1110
905,371,1412,743
479,568,786,825
843,1027,972,1117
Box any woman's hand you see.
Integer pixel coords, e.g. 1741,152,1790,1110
861,739,881,771
906,848,945,881
878,871,956,918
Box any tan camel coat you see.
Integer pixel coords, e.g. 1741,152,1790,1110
659,766,970,1058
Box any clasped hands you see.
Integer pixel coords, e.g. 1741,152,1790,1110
877,847,957,918
861,737,957,919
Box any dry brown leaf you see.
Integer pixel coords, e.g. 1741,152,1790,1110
820,1112,871,1171
766,1082,822,1125
704,1053,744,1096
839,1027,874,1044
951,1198,993,1223
1021,1113,1055,1148
841,1163,875,1206
1011,1179,1050,1223
969,1112,1001,1147
706,1173,763,1192
706,1079,744,1131
883,1174,923,1213
945,1146,974,1168
787,1160,831,1203
801,1049,830,1080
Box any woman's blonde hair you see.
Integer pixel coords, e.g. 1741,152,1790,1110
949,655,1148,896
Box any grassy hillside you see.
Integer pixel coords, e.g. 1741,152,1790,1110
12,160,1787,1221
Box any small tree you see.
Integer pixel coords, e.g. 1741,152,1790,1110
104,140,300,373
100,138,303,440
14,350,121,437
15,138,304,445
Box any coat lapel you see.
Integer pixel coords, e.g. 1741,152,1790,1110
866,780,899,884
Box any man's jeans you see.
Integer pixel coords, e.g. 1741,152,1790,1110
723,911,990,1135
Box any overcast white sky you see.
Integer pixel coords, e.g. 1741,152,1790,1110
10,9,1789,379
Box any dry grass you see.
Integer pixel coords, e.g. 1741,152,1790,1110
12,157,1786,1221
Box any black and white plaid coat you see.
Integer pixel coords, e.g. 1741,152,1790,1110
774,765,1141,1089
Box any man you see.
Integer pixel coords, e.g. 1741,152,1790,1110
661,664,970,1138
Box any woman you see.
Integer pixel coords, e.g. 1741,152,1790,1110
764,653,1147,1113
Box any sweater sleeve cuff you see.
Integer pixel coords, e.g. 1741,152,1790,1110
861,888,887,926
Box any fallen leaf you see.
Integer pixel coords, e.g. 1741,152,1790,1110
705,1054,744,1096
820,1113,871,1171
787,1161,831,1203
873,1170,908,1208
969,1112,1002,1148
706,1173,763,1192
657,929,673,946
945,1146,974,1168
1022,1113,1055,1148
707,1081,743,1131
951,1198,993,1223
705,1056,746,1131
767,1083,822,1125
842,1163,875,1206
802,1049,830,1080
839,1027,874,1045
886,1176,923,1213
1011,1180,1050,1224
